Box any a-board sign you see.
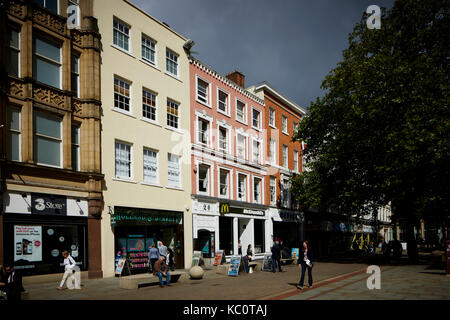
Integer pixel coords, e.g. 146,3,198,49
115,258,126,275
213,250,224,266
262,253,272,271
228,255,241,276
191,251,202,267
291,248,300,259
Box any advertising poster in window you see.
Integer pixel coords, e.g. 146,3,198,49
127,238,145,252
228,256,241,276
14,225,42,262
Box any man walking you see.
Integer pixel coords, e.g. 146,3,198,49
271,240,282,272
3,263,23,300
153,256,170,288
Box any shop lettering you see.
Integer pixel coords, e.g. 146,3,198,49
114,215,178,224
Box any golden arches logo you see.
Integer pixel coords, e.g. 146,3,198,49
220,203,230,214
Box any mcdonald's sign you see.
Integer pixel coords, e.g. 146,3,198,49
220,202,230,214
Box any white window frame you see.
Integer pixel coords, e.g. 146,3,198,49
113,75,132,114
197,162,212,196
218,166,232,199
166,48,179,77
283,144,288,168
270,176,277,205
252,137,262,164
34,35,62,89
71,124,80,171
7,106,21,162
143,148,159,184
269,108,276,128
251,107,262,130
114,140,133,180
8,25,20,78
141,33,156,65
167,153,181,188
235,98,247,125
281,178,291,208
217,87,230,116
282,115,288,134
293,121,298,135
236,131,248,161
196,75,211,107
237,171,249,202
253,176,264,204
166,99,180,129
142,88,158,123
34,111,62,168
217,123,230,154
71,52,80,98
294,149,299,173
270,138,276,165
113,17,130,53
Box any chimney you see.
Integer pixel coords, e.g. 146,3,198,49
226,70,245,88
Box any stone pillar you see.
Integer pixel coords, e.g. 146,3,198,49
88,198,103,278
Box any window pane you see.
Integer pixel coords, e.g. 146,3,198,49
71,145,79,171
35,57,60,88
8,107,21,131
71,125,79,144
35,37,60,62
10,28,19,48
46,0,58,13
35,137,60,166
35,113,61,139
8,132,20,161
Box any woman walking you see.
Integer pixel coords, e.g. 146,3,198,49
57,250,80,290
297,241,314,290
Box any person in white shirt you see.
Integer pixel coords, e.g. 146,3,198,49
57,250,80,290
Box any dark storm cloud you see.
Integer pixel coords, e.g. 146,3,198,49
129,0,394,109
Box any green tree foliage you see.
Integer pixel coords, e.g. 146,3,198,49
292,0,450,229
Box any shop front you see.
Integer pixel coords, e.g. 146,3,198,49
110,206,184,274
192,198,271,260
271,209,304,249
3,192,88,275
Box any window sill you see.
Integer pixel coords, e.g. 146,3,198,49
195,99,212,109
252,126,262,132
236,119,248,126
35,162,63,169
111,44,136,59
140,117,162,127
166,186,184,191
141,181,163,188
269,124,277,129
217,109,231,118
112,108,136,119
112,177,137,184
282,131,289,136
165,126,184,135
140,58,160,71
164,72,183,83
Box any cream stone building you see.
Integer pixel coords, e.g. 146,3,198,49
94,0,192,277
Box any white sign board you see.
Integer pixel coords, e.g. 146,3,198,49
14,225,42,262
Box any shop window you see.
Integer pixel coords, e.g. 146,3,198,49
71,124,80,171
7,106,21,161
254,219,265,254
34,112,62,167
33,36,61,89
7,25,20,77
219,216,234,256
198,164,209,194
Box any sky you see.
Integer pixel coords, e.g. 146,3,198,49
130,0,395,110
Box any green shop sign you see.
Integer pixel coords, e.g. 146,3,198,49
110,206,182,226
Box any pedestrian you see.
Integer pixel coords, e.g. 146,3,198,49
297,241,314,290
238,240,242,256
167,248,175,271
148,242,160,272
271,241,282,272
57,250,80,290
158,241,168,263
247,244,253,262
3,263,23,300
153,256,170,288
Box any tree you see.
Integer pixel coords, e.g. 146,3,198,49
292,0,450,253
